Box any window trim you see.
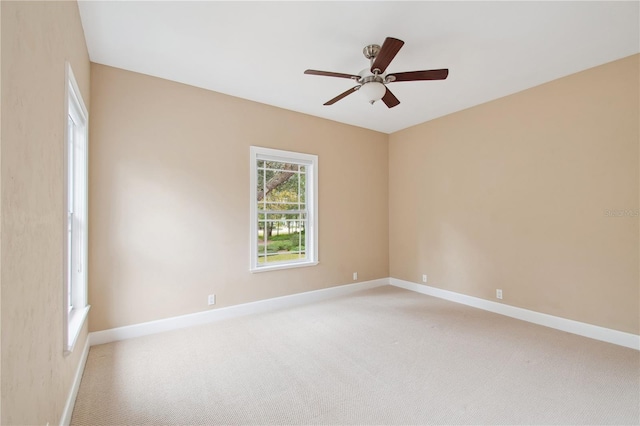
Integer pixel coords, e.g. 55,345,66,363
249,146,318,273
63,62,90,354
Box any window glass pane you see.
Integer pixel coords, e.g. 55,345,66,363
68,117,75,212
256,160,307,265
257,168,265,194
257,212,307,265
299,173,306,203
262,161,304,206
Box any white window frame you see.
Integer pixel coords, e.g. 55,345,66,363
250,146,318,272
63,62,90,354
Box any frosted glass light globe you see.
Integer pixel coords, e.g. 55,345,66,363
359,82,386,104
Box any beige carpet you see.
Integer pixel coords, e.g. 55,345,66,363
71,286,640,425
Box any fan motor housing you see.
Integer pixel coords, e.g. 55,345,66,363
358,68,385,84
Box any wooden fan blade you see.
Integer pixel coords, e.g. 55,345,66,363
324,86,360,106
387,69,449,82
381,87,400,108
370,37,404,74
305,69,360,80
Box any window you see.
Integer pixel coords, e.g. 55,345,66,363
63,63,89,353
250,146,318,272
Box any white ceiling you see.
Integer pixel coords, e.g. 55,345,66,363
78,1,639,134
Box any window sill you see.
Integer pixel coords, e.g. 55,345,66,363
251,261,318,273
65,305,90,355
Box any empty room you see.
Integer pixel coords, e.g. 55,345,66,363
1,1,639,425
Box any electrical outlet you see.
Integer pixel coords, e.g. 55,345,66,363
353,272,358,281
208,294,216,306
422,274,428,283
496,289,503,300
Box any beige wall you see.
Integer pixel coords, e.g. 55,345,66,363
89,64,389,331
91,56,638,335
1,1,90,424
389,54,639,334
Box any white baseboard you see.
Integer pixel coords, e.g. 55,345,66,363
390,278,640,351
88,276,639,351
60,334,91,426
89,278,388,346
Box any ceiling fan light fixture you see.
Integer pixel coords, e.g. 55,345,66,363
359,81,386,104
305,36,448,108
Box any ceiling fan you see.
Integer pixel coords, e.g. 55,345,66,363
304,37,448,108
